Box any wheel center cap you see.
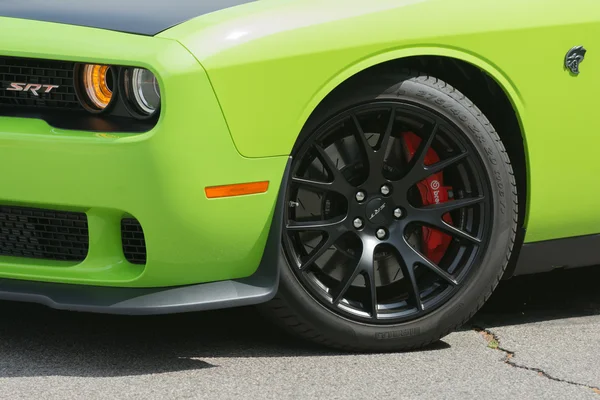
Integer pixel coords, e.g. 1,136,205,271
365,197,390,225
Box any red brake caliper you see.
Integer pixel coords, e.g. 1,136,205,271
401,132,453,264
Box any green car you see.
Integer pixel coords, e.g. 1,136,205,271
0,0,596,352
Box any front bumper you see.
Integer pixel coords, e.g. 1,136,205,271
0,18,288,288
0,170,288,314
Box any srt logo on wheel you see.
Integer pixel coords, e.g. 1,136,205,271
370,203,386,220
4,82,60,97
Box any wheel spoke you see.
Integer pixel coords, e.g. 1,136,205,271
421,196,485,216
314,145,344,182
404,262,424,311
351,114,372,153
352,109,396,174
363,270,378,319
427,151,469,174
331,265,361,305
375,108,396,157
406,122,438,177
391,238,425,311
291,176,334,192
367,109,397,174
412,197,484,244
291,176,351,196
299,231,342,270
286,217,345,233
296,145,353,195
333,140,355,169
331,240,376,305
434,220,482,244
409,151,469,184
404,242,458,286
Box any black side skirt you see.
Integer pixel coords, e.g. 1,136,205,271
512,234,600,276
0,157,291,315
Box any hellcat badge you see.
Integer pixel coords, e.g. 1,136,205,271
565,46,587,75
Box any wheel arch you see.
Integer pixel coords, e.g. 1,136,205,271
299,47,525,125
296,47,529,279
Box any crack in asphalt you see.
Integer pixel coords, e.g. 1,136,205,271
473,326,600,396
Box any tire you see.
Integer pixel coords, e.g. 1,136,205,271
261,70,518,352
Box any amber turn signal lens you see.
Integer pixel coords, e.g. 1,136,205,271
82,64,113,110
205,181,269,199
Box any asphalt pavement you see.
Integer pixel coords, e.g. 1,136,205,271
1,266,599,399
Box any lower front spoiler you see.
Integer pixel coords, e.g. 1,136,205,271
0,158,290,315
0,264,279,315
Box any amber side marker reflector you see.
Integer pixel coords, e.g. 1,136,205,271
205,181,269,199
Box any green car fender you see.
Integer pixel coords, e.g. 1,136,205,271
162,0,600,244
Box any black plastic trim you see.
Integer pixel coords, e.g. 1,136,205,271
512,234,600,276
0,0,256,36
0,56,158,133
0,157,291,315
0,109,155,133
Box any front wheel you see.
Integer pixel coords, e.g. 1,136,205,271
262,71,518,352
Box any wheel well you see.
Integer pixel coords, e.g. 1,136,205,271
315,55,527,277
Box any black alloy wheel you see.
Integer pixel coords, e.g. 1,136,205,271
284,102,491,323
263,71,518,352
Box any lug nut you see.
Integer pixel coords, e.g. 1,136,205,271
355,191,366,202
353,218,364,229
376,228,387,240
380,185,391,196
393,208,403,219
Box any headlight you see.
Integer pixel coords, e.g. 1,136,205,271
76,64,115,112
122,68,161,117
73,63,161,123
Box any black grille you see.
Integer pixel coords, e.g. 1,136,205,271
121,218,147,265
0,206,89,262
0,56,81,110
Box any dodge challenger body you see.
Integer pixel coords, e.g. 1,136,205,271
0,0,597,351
